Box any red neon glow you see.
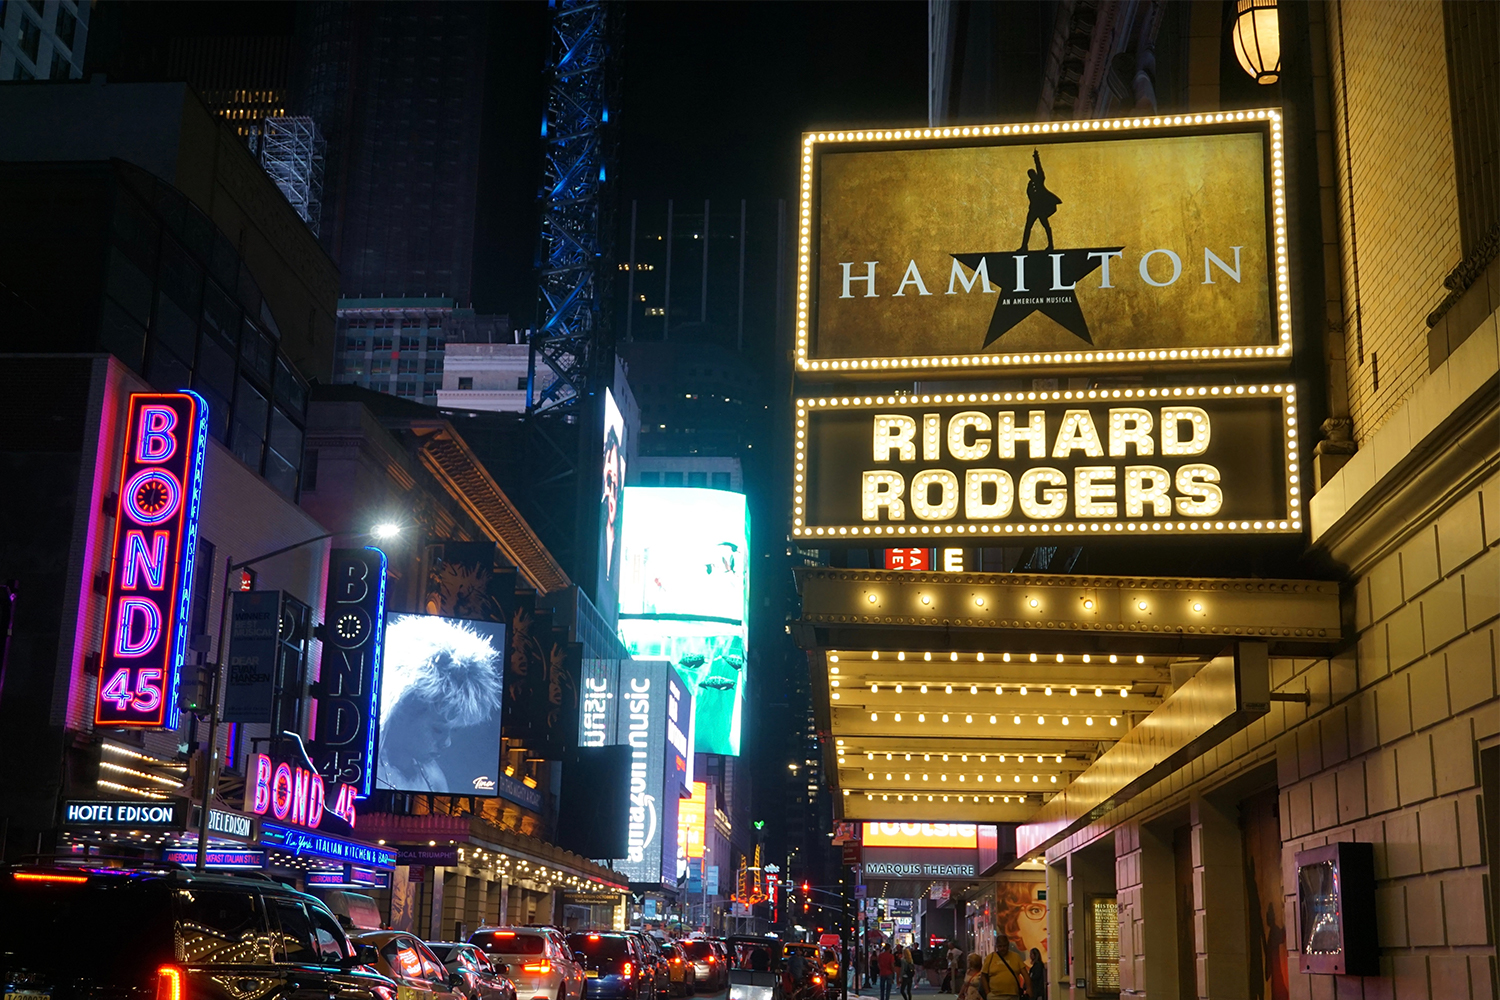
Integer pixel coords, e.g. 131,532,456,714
155,965,184,1000
95,392,207,728
251,754,272,813
248,752,347,831
12,871,88,884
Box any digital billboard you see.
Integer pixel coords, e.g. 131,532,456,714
617,487,748,755
95,391,209,728
792,384,1301,541
375,613,505,797
796,111,1287,373
600,388,627,588
614,659,689,887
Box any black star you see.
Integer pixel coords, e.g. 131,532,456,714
951,246,1126,348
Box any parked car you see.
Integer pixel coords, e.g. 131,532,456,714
568,931,651,1000
659,943,696,997
429,941,519,1000
352,930,466,998
0,864,399,998
471,926,586,1000
677,939,726,992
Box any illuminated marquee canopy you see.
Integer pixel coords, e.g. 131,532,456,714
95,392,209,728
797,111,1287,374
792,384,1300,540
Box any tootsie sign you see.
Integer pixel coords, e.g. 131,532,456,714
792,384,1300,540
796,112,1287,373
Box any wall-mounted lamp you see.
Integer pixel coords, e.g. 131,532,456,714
1232,0,1281,84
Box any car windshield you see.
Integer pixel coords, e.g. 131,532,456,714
680,942,714,959
0,875,174,976
473,930,547,954
569,934,631,959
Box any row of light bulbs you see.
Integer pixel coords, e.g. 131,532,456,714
830,652,1147,663
858,711,1118,727
841,749,1064,763
848,791,1036,804
835,681,1130,697
859,771,1060,785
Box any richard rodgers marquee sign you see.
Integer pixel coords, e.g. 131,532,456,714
796,111,1288,373
792,384,1301,540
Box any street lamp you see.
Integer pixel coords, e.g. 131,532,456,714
1231,0,1280,84
192,523,398,870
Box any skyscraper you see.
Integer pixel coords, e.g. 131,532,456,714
0,0,89,81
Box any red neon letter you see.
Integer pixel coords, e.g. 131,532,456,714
271,762,293,820
306,772,325,829
136,405,178,462
290,767,310,826
251,755,272,814
121,531,170,590
113,598,161,657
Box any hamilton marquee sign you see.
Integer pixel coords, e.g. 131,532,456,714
796,111,1288,373
792,384,1301,540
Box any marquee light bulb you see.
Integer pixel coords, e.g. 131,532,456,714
942,714,949,723
1137,654,1146,663
894,713,902,721
1028,599,1039,608
1193,602,1203,612
1037,716,1045,725
1002,653,1011,662
1056,654,1064,663
1096,688,1103,697
868,594,878,603
1086,717,1094,725
1029,653,1038,662
918,714,926,722
1111,717,1119,726
924,652,932,660
1020,686,1028,696
1110,654,1118,663
872,651,880,659
895,684,903,693
1055,755,1062,763
920,684,928,693
1070,687,1078,696
1013,716,1021,724
977,652,985,662
870,684,878,693
1120,687,1129,697
1044,686,1052,696
898,652,906,661
945,684,953,693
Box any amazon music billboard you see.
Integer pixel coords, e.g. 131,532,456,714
792,383,1301,541
794,111,1288,374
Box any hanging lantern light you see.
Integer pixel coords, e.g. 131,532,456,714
1232,0,1281,84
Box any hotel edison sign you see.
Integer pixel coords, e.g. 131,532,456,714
796,112,1288,372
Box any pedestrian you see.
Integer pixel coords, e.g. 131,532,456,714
959,954,987,1000
877,944,897,1000
980,937,1027,1000
943,941,963,994
899,946,915,1000
1027,948,1046,1000
869,947,880,992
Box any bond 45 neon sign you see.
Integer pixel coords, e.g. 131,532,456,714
95,392,209,727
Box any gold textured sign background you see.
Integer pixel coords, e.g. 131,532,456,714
814,130,1272,361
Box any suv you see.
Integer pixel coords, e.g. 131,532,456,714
628,932,670,1000
0,864,399,998
470,926,585,1000
568,932,650,1000
677,939,725,992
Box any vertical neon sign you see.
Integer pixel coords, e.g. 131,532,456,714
311,547,387,797
95,392,209,727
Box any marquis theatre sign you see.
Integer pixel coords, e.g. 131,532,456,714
95,392,209,727
795,111,1288,373
792,384,1301,540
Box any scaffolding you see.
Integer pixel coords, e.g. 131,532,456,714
259,116,326,236
527,0,617,416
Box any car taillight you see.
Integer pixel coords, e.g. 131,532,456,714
155,966,184,1000
707,957,716,963
523,960,552,974
623,962,633,978
813,976,824,986
674,958,682,966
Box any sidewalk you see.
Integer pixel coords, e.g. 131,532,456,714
850,979,954,998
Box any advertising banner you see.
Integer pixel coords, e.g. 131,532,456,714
613,659,684,887
679,781,707,860
376,613,506,797
618,487,748,755
796,112,1288,373
223,590,281,723
312,547,387,796
793,384,1300,541
95,392,209,728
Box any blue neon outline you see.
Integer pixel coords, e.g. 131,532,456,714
163,389,210,724
120,468,183,525
358,545,388,798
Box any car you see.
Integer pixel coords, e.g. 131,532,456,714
429,941,519,1000
471,925,587,1000
353,930,467,998
0,863,400,998
568,930,652,1000
659,943,697,997
676,939,726,991
628,931,670,999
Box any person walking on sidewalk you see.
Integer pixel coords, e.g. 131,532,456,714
1027,948,1047,1000
959,954,987,1000
981,938,1028,1000
899,946,915,1000
942,942,962,993
877,943,897,1000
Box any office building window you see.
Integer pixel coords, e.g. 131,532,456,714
458,377,473,390
712,472,731,490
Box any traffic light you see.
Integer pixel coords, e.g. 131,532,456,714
802,881,810,893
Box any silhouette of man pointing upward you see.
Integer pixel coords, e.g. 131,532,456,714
1021,149,1062,251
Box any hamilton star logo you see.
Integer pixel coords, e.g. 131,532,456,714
951,149,1124,348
